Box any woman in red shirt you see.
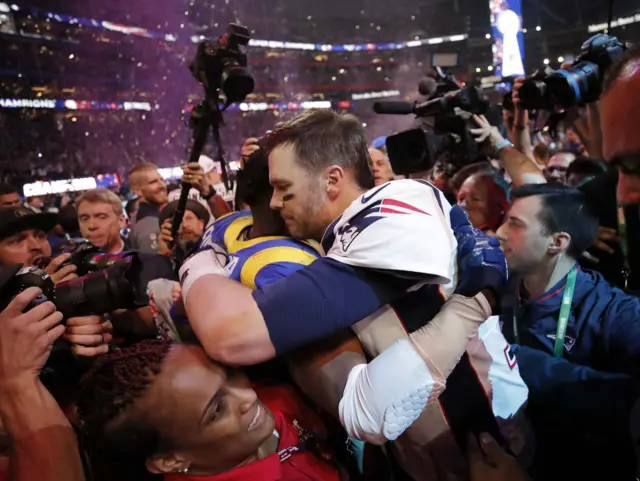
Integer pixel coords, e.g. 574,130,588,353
77,339,343,481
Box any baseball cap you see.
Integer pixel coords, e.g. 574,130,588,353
371,136,387,150
0,207,60,240
159,200,211,227
198,155,216,174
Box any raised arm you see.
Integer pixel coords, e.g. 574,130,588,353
471,114,545,187
0,288,85,481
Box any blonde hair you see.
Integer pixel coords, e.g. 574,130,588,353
128,163,158,189
76,188,123,216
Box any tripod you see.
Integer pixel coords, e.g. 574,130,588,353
170,90,231,250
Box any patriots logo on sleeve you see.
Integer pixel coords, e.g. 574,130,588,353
337,198,431,252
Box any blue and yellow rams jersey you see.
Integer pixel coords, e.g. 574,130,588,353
202,210,322,289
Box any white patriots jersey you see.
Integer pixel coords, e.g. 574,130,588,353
329,180,529,481
322,179,456,285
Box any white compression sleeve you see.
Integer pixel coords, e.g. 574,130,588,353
339,338,436,445
339,293,492,444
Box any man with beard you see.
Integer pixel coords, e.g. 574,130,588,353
158,200,210,257
128,163,169,253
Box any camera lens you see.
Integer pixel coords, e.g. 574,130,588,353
546,61,602,108
53,256,141,318
220,59,255,102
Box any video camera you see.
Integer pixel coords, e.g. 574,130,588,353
0,253,147,319
190,23,254,104
519,33,629,110
373,70,500,175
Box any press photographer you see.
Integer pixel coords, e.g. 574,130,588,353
157,199,209,259
373,71,502,179
477,41,640,292
76,188,127,255
0,207,77,284
167,156,232,223
0,280,84,481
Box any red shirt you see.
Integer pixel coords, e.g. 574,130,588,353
165,384,341,481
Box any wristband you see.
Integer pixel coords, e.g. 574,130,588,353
202,186,216,200
179,248,227,303
495,139,514,151
513,124,527,131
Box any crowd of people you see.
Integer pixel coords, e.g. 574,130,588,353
0,32,639,481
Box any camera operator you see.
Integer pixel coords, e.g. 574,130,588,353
475,45,640,291
0,207,77,283
128,163,168,254
167,156,231,223
157,199,210,258
0,280,84,481
76,188,127,254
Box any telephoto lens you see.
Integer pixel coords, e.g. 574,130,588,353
53,254,146,318
0,254,147,318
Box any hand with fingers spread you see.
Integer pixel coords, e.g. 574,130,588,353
0,287,65,388
470,114,507,150
63,315,113,358
468,433,531,481
44,253,78,284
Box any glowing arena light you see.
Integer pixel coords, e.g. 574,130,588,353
158,167,184,180
0,98,56,108
351,90,401,100
0,98,153,111
23,177,97,197
588,13,640,32
13,4,468,52
490,0,525,77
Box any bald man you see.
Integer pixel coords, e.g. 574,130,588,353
368,148,395,186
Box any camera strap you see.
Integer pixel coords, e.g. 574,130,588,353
617,204,630,289
512,265,578,358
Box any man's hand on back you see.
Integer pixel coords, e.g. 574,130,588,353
450,205,507,310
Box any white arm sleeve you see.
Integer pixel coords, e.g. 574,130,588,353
339,293,493,445
339,338,440,445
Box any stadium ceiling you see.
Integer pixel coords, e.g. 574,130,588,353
18,0,640,35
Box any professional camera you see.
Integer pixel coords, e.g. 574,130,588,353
519,33,628,110
0,253,147,319
374,73,500,174
190,23,254,104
